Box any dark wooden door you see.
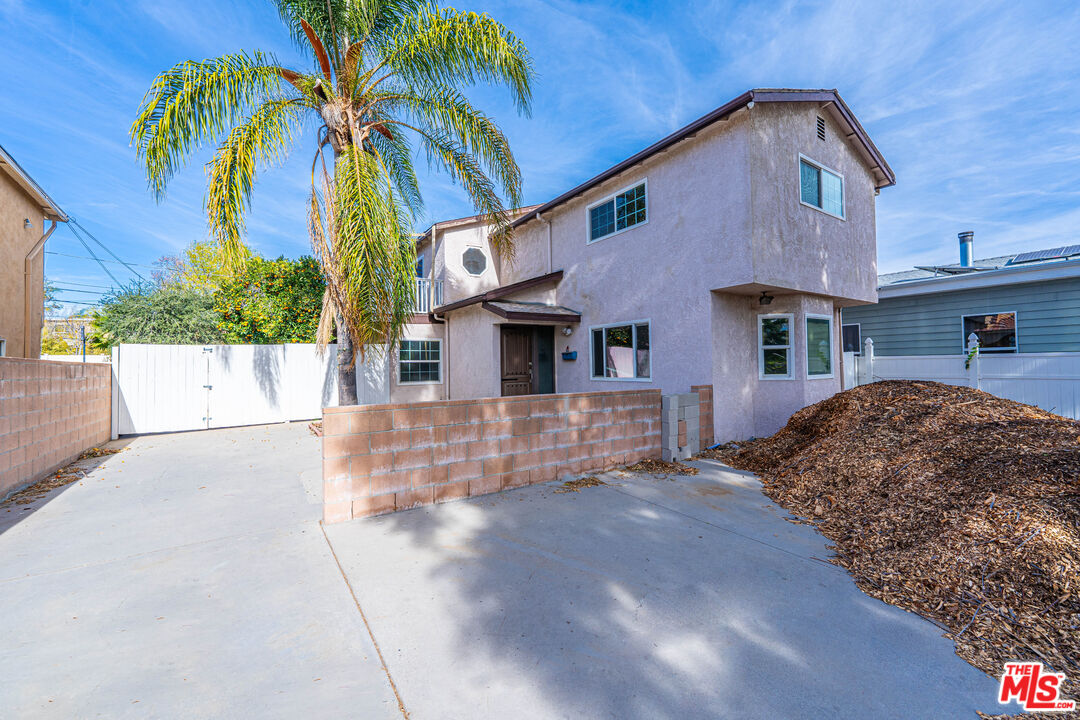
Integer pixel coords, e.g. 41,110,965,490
501,327,533,396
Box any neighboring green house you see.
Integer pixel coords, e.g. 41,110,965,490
842,232,1080,356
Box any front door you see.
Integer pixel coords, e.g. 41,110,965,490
500,327,533,396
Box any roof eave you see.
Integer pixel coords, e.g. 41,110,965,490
0,142,68,222
509,88,894,232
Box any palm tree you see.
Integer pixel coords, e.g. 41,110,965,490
131,0,533,403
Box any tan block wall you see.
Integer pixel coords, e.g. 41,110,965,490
322,389,662,523
0,358,112,498
691,384,714,448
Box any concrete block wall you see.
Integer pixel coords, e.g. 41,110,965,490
661,392,700,462
322,389,662,523
691,384,714,447
0,358,112,498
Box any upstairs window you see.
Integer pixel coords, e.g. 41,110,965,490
462,248,487,276
963,312,1017,352
591,321,650,379
800,156,844,218
588,181,647,242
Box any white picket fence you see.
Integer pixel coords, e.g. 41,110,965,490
111,343,389,436
843,338,1080,420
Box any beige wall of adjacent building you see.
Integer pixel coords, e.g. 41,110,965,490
0,169,47,359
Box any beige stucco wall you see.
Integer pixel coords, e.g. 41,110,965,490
0,170,45,359
432,222,502,304
389,322,447,403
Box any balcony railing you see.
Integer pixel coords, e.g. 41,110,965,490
414,278,444,314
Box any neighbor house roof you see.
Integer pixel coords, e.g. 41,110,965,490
508,88,894,233
878,244,1080,299
0,141,67,221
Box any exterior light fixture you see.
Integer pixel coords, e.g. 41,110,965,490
759,291,774,306
562,326,573,336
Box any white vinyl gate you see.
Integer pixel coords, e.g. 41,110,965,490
111,343,389,436
843,337,1080,420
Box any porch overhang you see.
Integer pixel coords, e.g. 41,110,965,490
431,269,564,316
482,301,581,323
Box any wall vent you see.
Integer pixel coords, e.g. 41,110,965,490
816,116,826,141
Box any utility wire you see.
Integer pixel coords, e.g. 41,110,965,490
52,280,114,289
69,218,148,282
52,287,107,295
45,251,158,270
68,229,122,287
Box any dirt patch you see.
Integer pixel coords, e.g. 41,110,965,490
554,476,606,493
714,380,1080,706
622,458,700,477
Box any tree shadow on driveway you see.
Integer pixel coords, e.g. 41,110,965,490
323,462,1000,720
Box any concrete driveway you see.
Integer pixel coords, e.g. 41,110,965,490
1,423,1000,718
0,423,399,719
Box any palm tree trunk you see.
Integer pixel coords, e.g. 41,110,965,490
336,312,359,406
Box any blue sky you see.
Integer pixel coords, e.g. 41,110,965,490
2,0,1079,315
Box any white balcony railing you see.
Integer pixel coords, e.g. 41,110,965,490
414,278,444,314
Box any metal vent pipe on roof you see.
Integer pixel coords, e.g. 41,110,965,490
958,231,974,267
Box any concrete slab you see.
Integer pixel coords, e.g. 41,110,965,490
0,423,399,719
325,458,1001,720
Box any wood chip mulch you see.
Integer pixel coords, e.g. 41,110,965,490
623,458,700,477
701,380,1080,710
554,476,606,493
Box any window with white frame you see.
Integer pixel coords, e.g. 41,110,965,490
398,339,442,383
758,314,793,379
587,181,647,242
799,156,844,218
0,338,5,357
962,312,1016,352
806,314,834,377
591,321,650,379
841,323,861,354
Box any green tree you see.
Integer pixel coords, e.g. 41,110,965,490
131,0,534,403
214,256,324,343
92,283,224,347
155,240,251,292
41,328,74,355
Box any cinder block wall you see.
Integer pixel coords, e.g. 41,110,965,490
691,384,714,447
322,389,662,523
0,358,112,498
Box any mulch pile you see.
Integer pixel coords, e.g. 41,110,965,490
702,381,1080,703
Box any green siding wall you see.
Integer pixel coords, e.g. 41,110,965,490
841,277,1080,356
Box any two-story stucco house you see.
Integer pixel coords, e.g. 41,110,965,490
390,89,894,441
0,142,68,359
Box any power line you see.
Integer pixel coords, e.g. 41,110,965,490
67,228,122,287
69,218,148,282
52,287,107,295
51,279,114,289
45,250,158,270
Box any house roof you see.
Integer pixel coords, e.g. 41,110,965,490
879,243,1080,288
0,141,67,221
432,269,564,315
508,88,894,233
482,300,581,323
417,204,541,245
877,246,1080,299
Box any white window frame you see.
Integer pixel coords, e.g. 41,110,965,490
585,178,649,244
397,338,443,385
960,311,1018,353
798,154,845,220
0,337,6,357
461,247,488,277
805,313,835,379
758,313,794,380
588,319,652,381
841,322,861,356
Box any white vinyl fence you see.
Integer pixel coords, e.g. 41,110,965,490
111,343,389,436
843,337,1080,420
